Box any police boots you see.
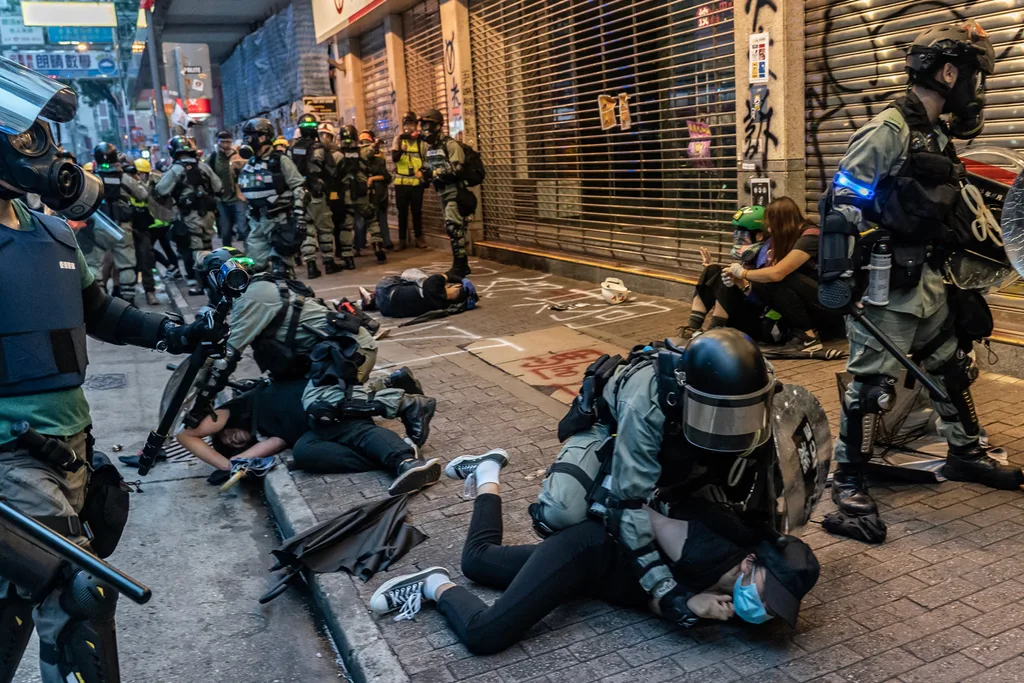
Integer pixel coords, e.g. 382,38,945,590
830,463,877,516
446,256,471,283
374,241,387,264
944,442,1024,491
324,260,342,275
307,261,322,280
341,256,356,270
398,395,436,447
384,367,423,395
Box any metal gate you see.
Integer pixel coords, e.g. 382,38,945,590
805,1,1024,216
468,0,738,277
360,25,392,140
403,0,447,242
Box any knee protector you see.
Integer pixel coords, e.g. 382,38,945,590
306,399,341,427
840,375,896,461
822,510,887,544
0,585,35,683
45,570,120,683
936,350,981,438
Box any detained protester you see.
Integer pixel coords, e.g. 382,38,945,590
358,268,478,319
0,56,226,683
370,451,819,652
819,21,1023,544
177,379,442,496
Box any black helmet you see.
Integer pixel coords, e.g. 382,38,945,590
672,328,775,453
401,110,418,125
195,246,246,302
418,109,444,125
167,135,196,159
339,124,358,148
93,142,118,166
242,118,275,154
297,113,319,139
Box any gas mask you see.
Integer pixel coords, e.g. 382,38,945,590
944,66,987,139
419,121,440,143
0,57,103,219
238,136,265,160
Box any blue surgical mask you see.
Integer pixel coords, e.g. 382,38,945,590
733,572,773,624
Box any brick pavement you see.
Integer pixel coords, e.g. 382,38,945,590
287,248,1024,683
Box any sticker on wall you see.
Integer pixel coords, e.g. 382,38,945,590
749,32,769,85
750,177,771,207
618,93,632,131
598,95,617,131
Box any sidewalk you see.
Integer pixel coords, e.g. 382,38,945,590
216,248,1024,683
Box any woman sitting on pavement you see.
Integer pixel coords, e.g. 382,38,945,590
359,268,477,319
369,451,819,654
177,375,442,495
684,198,843,352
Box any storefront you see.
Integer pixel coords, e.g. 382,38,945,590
468,0,738,278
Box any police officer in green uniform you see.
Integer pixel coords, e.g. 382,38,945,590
152,135,221,296
125,157,159,305
419,109,469,281
356,129,388,263
84,143,146,305
289,113,340,279
392,111,428,250
0,56,227,683
819,22,1022,544
237,118,308,276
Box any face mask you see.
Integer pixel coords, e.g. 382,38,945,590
943,66,986,138
731,230,754,259
0,118,103,219
733,571,773,624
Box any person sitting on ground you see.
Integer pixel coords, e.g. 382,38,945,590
359,268,478,319
685,198,844,352
177,375,442,495
369,451,819,653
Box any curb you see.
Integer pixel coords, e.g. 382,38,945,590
263,467,411,683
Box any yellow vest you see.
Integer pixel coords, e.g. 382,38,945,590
394,137,424,186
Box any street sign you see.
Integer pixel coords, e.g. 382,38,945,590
46,26,113,44
2,49,118,78
303,96,339,118
0,16,44,45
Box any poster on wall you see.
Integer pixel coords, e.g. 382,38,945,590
750,177,771,207
686,119,711,159
749,32,769,85
618,93,632,130
598,94,617,131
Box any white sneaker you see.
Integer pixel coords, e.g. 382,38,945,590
444,448,510,480
369,567,449,622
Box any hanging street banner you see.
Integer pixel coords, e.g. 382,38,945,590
2,49,118,78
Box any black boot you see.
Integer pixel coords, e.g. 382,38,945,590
324,260,342,275
307,261,322,280
445,256,470,283
388,457,442,496
374,242,387,263
943,442,1024,490
830,463,878,516
386,367,423,395
341,256,356,270
398,395,436,447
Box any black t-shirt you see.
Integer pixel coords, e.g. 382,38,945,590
792,228,820,278
222,379,308,446
378,274,449,318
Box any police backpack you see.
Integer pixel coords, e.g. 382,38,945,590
456,141,485,187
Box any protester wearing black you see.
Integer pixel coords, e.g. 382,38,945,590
359,269,478,319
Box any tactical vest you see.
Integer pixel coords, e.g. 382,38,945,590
170,160,217,217
97,169,123,222
238,151,290,216
0,210,88,397
394,136,424,186
874,95,964,246
289,138,323,179
338,148,360,179
249,275,316,379
424,141,453,176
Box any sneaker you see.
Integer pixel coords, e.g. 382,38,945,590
388,458,442,496
445,448,511,496
778,332,823,354
370,567,450,621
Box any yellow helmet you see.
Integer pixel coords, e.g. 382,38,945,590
273,136,289,149
83,161,94,172
134,158,152,173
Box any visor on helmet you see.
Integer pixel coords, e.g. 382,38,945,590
682,371,775,453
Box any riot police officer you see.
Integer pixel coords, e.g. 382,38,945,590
0,56,225,683
124,157,160,305
419,109,469,281
152,135,221,295
236,118,308,276
289,113,340,279
392,111,428,250
83,143,146,305
819,21,1021,544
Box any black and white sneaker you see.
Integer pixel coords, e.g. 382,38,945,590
389,458,442,496
445,448,510,480
370,567,449,621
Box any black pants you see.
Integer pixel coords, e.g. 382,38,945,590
436,494,648,655
377,201,392,248
291,418,413,476
132,227,156,292
150,225,179,270
695,265,764,338
173,230,195,278
394,185,424,242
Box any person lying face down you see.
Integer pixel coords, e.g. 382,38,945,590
359,268,477,319
369,449,820,654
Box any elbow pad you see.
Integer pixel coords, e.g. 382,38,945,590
83,282,167,348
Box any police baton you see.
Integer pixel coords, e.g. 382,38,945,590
849,306,950,403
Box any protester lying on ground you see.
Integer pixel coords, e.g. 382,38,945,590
176,376,442,495
369,451,819,653
684,198,844,352
359,268,478,319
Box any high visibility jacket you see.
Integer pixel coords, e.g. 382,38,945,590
394,136,425,186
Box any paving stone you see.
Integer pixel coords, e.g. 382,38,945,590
544,653,629,683
963,601,1024,638
778,644,865,682
962,628,1024,668
895,652,984,683
902,625,986,663
831,648,925,683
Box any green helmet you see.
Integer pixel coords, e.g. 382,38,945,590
731,205,765,232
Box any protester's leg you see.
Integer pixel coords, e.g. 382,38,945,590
217,202,234,247
291,429,380,473
754,272,817,336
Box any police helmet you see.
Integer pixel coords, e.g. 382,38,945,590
402,110,418,125
93,142,118,166
419,109,444,125
167,135,196,159
195,246,247,303
242,118,275,151
339,124,358,147
297,113,319,138
673,328,776,453
907,21,995,82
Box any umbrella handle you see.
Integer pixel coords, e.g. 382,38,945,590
259,568,300,604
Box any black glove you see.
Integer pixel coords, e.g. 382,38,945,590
161,309,228,355
658,586,699,628
420,167,433,182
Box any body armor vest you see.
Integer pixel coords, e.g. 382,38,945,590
238,151,290,215
289,138,324,179
0,210,87,396
424,142,453,176
97,169,124,222
338,148,360,179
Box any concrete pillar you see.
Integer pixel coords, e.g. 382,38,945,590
334,37,365,130
733,0,805,208
438,0,482,247
384,14,408,136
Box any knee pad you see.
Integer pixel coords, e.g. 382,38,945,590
936,350,980,437
822,510,887,544
0,585,36,680
840,375,896,461
60,570,119,623
43,570,121,683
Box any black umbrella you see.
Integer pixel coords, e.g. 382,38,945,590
260,494,427,603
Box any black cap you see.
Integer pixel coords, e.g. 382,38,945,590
755,537,819,627
217,130,233,140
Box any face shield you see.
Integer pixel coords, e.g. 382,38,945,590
682,365,776,454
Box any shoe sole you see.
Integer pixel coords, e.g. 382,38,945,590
408,398,437,447
389,458,442,496
371,566,448,614
445,448,510,480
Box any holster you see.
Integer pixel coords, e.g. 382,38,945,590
80,449,130,559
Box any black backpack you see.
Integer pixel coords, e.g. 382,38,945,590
457,141,485,187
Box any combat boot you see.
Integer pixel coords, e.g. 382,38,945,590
415,236,428,249
374,241,387,263
831,463,878,516
385,367,423,395
445,256,471,283
341,256,356,270
145,291,159,306
307,261,322,280
324,260,342,275
398,395,436,447
944,442,1024,490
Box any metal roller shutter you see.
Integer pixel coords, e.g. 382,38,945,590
805,1,1024,216
468,0,738,276
403,0,448,241
359,25,397,233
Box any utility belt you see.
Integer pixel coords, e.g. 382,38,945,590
857,229,945,293
394,175,421,187
248,203,290,220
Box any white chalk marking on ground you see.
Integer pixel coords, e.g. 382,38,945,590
376,339,521,370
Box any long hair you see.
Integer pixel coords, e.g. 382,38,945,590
764,197,816,265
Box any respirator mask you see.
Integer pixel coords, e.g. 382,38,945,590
0,56,103,219
944,66,987,139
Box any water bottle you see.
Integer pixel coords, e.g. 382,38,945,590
864,236,892,306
